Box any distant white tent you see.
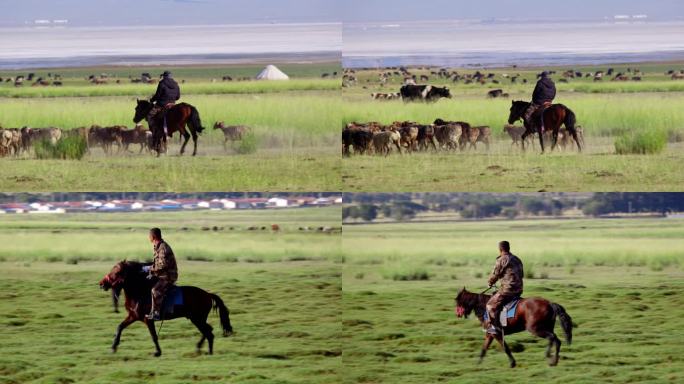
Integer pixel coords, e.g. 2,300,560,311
255,65,289,80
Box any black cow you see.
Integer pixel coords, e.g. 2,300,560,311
400,84,452,102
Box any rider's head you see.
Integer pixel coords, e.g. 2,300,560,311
160,71,171,79
498,241,510,255
149,227,162,243
540,71,549,78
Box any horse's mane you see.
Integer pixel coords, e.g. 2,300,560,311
117,260,154,296
457,288,492,320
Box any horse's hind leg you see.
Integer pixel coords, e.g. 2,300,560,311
478,335,494,364
145,320,162,357
191,318,214,354
536,330,561,366
191,132,198,156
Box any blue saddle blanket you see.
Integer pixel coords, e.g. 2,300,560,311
484,298,519,321
162,286,184,314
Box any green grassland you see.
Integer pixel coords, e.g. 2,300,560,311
0,207,341,384
0,64,341,191
342,62,684,191
341,218,684,383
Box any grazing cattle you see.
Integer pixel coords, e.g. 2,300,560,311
416,124,437,151
21,127,62,148
487,89,509,98
372,129,401,156
343,123,374,155
400,84,452,102
433,121,462,150
612,73,629,81
52,81,63,86
672,73,684,80
271,224,280,232
213,121,250,150
370,92,401,100
121,124,149,153
503,124,533,148
397,124,419,152
88,125,124,154
222,76,233,81
0,130,14,156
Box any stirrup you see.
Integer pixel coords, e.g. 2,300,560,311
145,311,160,321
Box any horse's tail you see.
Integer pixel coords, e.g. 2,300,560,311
560,105,577,131
210,293,233,336
189,105,205,134
551,303,572,345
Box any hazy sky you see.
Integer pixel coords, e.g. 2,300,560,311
0,0,342,26
2,0,683,27
342,0,684,22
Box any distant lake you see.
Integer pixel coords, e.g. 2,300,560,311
0,23,341,69
343,20,684,68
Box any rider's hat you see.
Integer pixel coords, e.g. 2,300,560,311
540,71,549,77
160,71,172,78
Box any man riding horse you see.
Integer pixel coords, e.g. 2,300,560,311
485,241,524,334
524,71,556,130
150,71,180,136
142,228,178,321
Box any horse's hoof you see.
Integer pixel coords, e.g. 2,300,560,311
510,361,516,368
223,330,234,337
111,348,117,354
154,351,161,357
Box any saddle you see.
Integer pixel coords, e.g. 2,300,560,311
484,297,520,327
161,285,184,317
532,102,553,133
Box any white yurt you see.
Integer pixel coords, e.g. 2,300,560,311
255,65,289,80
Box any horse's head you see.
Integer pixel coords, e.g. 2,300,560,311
100,260,133,290
508,100,529,124
454,286,476,319
133,99,153,123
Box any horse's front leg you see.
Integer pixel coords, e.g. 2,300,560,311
145,319,162,357
495,334,516,368
479,334,494,364
111,315,135,352
538,127,545,154
520,129,531,152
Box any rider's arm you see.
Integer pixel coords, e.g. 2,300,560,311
488,255,509,286
150,81,163,103
150,246,167,274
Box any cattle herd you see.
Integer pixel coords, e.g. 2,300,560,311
343,119,492,156
0,121,249,157
343,120,585,156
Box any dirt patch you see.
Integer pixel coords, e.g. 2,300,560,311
10,176,44,183
588,170,624,177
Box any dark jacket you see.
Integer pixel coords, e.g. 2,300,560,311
151,77,180,106
532,76,556,105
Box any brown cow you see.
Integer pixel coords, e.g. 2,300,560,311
88,125,124,154
121,124,149,153
213,121,251,150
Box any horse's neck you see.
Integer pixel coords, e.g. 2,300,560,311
473,294,490,323
122,279,150,300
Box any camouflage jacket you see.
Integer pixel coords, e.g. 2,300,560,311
488,252,523,295
151,240,178,282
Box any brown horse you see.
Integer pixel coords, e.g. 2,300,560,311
508,100,582,153
99,260,233,356
454,287,572,367
133,99,204,156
